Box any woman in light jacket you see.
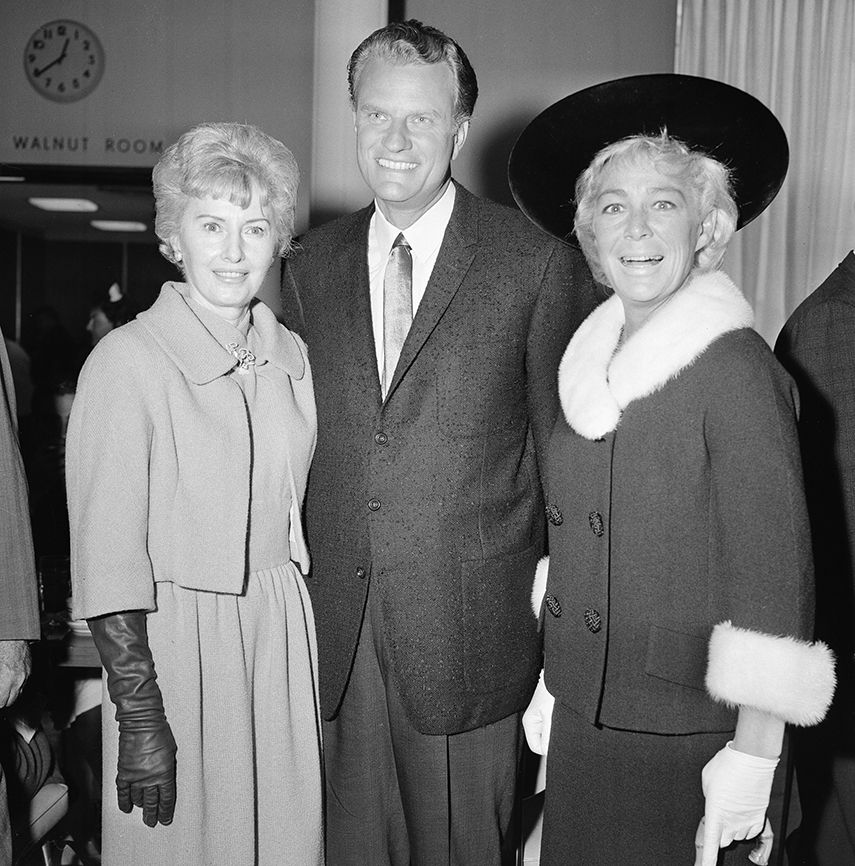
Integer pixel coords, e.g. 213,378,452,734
67,122,322,865
509,75,836,866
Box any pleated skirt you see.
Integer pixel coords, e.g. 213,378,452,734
100,562,323,865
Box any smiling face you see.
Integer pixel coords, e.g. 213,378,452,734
592,159,714,335
353,57,468,229
171,189,276,323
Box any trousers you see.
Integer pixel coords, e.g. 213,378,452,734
323,586,522,866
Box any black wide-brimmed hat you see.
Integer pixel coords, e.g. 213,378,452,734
508,73,789,246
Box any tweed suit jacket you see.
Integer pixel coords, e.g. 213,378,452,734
0,330,39,641
283,182,601,734
776,251,855,700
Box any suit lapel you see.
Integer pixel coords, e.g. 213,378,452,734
385,183,478,401
339,207,384,404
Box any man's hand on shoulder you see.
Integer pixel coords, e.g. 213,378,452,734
0,639,32,708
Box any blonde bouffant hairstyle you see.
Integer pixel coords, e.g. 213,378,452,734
152,122,300,266
573,132,738,286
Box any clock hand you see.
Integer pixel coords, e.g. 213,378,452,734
33,39,70,77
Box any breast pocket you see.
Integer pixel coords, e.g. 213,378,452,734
435,339,526,438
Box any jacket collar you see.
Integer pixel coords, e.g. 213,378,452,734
138,282,305,385
558,269,754,440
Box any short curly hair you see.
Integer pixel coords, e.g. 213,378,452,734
347,19,478,123
573,132,738,285
152,122,300,266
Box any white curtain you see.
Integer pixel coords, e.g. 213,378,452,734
675,0,855,343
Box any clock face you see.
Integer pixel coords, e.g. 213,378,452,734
24,20,105,103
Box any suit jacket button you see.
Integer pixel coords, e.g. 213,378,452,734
355,566,366,579
584,608,602,633
374,431,388,445
546,504,564,526
588,511,604,536
545,595,562,617
368,498,381,511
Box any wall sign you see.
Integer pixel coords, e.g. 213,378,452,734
24,19,105,103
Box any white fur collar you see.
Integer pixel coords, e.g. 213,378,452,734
558,270,754,440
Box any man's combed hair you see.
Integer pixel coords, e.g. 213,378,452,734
573,132,738,284
152,122,300,265
347,19,478,122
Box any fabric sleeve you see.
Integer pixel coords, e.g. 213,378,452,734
0,334,39,640
703,336,831,723
525,242,604,498
280,257,308,340
775,297,855,716
706,337,812,636
67,331,156,619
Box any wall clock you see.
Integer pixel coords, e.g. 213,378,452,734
24,19,105,103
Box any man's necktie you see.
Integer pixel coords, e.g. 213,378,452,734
382,232,413,397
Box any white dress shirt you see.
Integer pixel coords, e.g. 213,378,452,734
367,182,456,377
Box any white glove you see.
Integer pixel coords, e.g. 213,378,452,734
696,741,779,866
522,669,555,755
693,817,774,866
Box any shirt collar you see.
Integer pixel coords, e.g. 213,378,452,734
372,181,456,261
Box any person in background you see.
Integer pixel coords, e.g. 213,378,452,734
0,325,41,864
22,307,78,421
86,283,138,347
67,122,323,865
282,18,601,865
775,250,855,865
509,75,836,865
3,335,34,422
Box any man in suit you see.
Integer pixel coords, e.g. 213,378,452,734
282,19,600,864
0,326,41,863
775,251,855,866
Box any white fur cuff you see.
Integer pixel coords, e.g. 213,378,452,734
706,621,835,727
531,556,549,618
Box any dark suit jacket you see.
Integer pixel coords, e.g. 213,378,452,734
283,183,601,734
775,252,855,863
0,330,40,641
776,251,855,676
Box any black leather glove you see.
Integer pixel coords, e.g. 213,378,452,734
88,611,177,827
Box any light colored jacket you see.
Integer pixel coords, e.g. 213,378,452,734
68,282,315,619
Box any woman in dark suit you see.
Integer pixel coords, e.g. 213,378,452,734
509,75,836,866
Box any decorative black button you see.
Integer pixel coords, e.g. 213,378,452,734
374,432,388,445
584,608,602,633
368,499,381,511
355,566,366,579
545,595,562,617
588,511,604,536
546,504,564,526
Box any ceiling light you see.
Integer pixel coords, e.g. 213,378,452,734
0,176,26,182
29,197,98,212
91,220,147,232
